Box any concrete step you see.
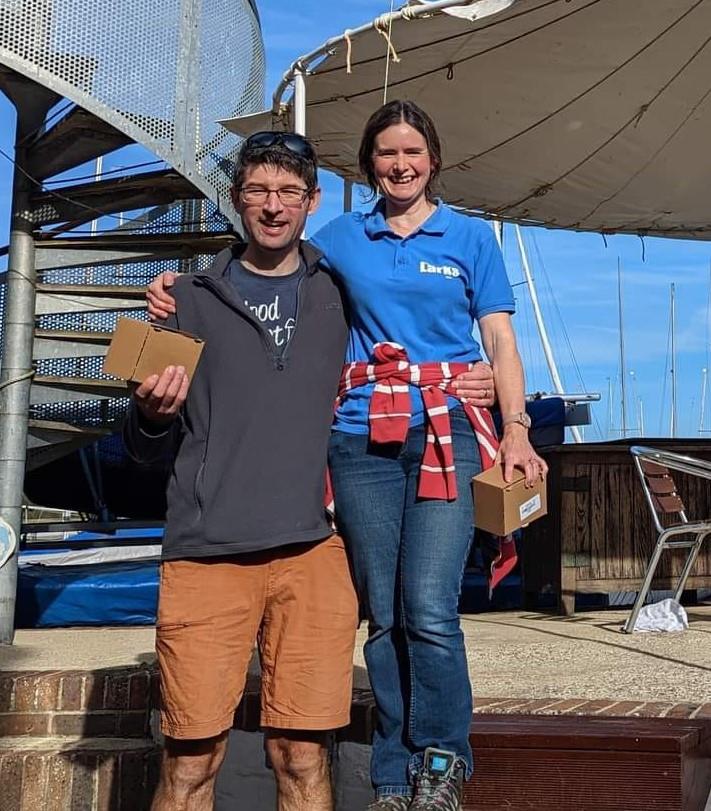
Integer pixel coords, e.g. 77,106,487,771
0,735,159,811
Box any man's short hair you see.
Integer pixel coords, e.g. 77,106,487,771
233,132,318,191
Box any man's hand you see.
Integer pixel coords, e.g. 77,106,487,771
147,271,178,320
496,423,548,486
133,365,189,426
454,362,495,407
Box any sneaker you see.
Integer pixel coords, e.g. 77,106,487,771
409,748,464,811
366,796,412,810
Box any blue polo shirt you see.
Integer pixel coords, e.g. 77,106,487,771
310,200,515,434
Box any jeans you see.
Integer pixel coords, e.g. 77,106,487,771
328,406,481,797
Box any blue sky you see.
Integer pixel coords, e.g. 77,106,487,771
2,0,711,440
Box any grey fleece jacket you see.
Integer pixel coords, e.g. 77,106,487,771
124,241,349,559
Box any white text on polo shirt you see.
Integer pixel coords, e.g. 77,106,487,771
419,261,461,278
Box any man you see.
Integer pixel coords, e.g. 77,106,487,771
131,131,495,811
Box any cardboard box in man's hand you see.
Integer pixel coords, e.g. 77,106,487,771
102,317,204,383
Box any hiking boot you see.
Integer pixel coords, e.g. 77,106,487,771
366,796,412,810
409,748,464,811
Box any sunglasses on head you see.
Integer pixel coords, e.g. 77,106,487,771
243,131,315,158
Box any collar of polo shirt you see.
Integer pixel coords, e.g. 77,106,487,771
364,198,452,239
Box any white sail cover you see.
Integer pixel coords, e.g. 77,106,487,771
227,0,711,239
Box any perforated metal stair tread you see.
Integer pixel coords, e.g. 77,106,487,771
34,230,236,255
30,169,202,228
33,376,127,391
34,329,113,343
25,105,132,181
37,284,147,297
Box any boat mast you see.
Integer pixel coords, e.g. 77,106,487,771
700,367,708,435
618,259,628,437
514,225,583,444
630,369,642,436
670,282,677,438
606,376,614,439
702,262,711,434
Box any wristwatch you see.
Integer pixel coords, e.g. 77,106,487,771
502,411,532,429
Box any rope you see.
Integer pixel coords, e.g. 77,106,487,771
375,1,399,104
341,2,421,95
345,31,353,74
0,370,36,392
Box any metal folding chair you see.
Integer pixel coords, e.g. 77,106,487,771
623,446,711,633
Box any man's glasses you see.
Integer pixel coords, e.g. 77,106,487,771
243,131,315,159
238,186,312,206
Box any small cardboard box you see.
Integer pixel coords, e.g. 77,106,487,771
472,464,547,536
102,317,204,383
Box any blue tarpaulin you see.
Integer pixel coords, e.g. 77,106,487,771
16,561,159,628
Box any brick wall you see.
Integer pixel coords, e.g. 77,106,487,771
0,665,160,811
0,665,158,738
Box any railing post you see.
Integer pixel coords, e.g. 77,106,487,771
0,88,53,644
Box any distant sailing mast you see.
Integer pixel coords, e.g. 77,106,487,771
512,225,584,444
618,259,628,437
700,367,708,435
700,262,711,435
670,282,677,438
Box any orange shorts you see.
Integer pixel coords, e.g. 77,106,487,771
156,534,358,740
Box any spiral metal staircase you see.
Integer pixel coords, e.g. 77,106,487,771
0,0,266,639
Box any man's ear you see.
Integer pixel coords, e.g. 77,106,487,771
307,187,322,215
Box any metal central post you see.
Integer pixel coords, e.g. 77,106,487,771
0,94,50,644
293,67,306,136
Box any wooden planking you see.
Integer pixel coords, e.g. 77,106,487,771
590,462,607,582
606,461,622,581
571,575,711,593
465,749,682,810
520,453,564,605
521,441,711,610
632,460,654,580
618,460,636,580
465,714,711,811
574,463,592,579
469,714,707,752
685,470,711,576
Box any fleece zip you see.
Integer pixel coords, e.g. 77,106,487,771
124,241,349,559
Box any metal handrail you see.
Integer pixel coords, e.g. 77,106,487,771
271,0,517,114
630,445,711,481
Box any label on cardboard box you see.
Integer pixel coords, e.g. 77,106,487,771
519,493,541,522
103,317,204,383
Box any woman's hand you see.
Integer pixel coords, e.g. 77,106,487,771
147,271,178,320
497,424,548,485
454,362,495,407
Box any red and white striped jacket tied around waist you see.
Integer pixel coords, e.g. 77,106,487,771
331,342,517,593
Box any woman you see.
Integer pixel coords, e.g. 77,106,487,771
148,101,546,810
313,101,545,811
